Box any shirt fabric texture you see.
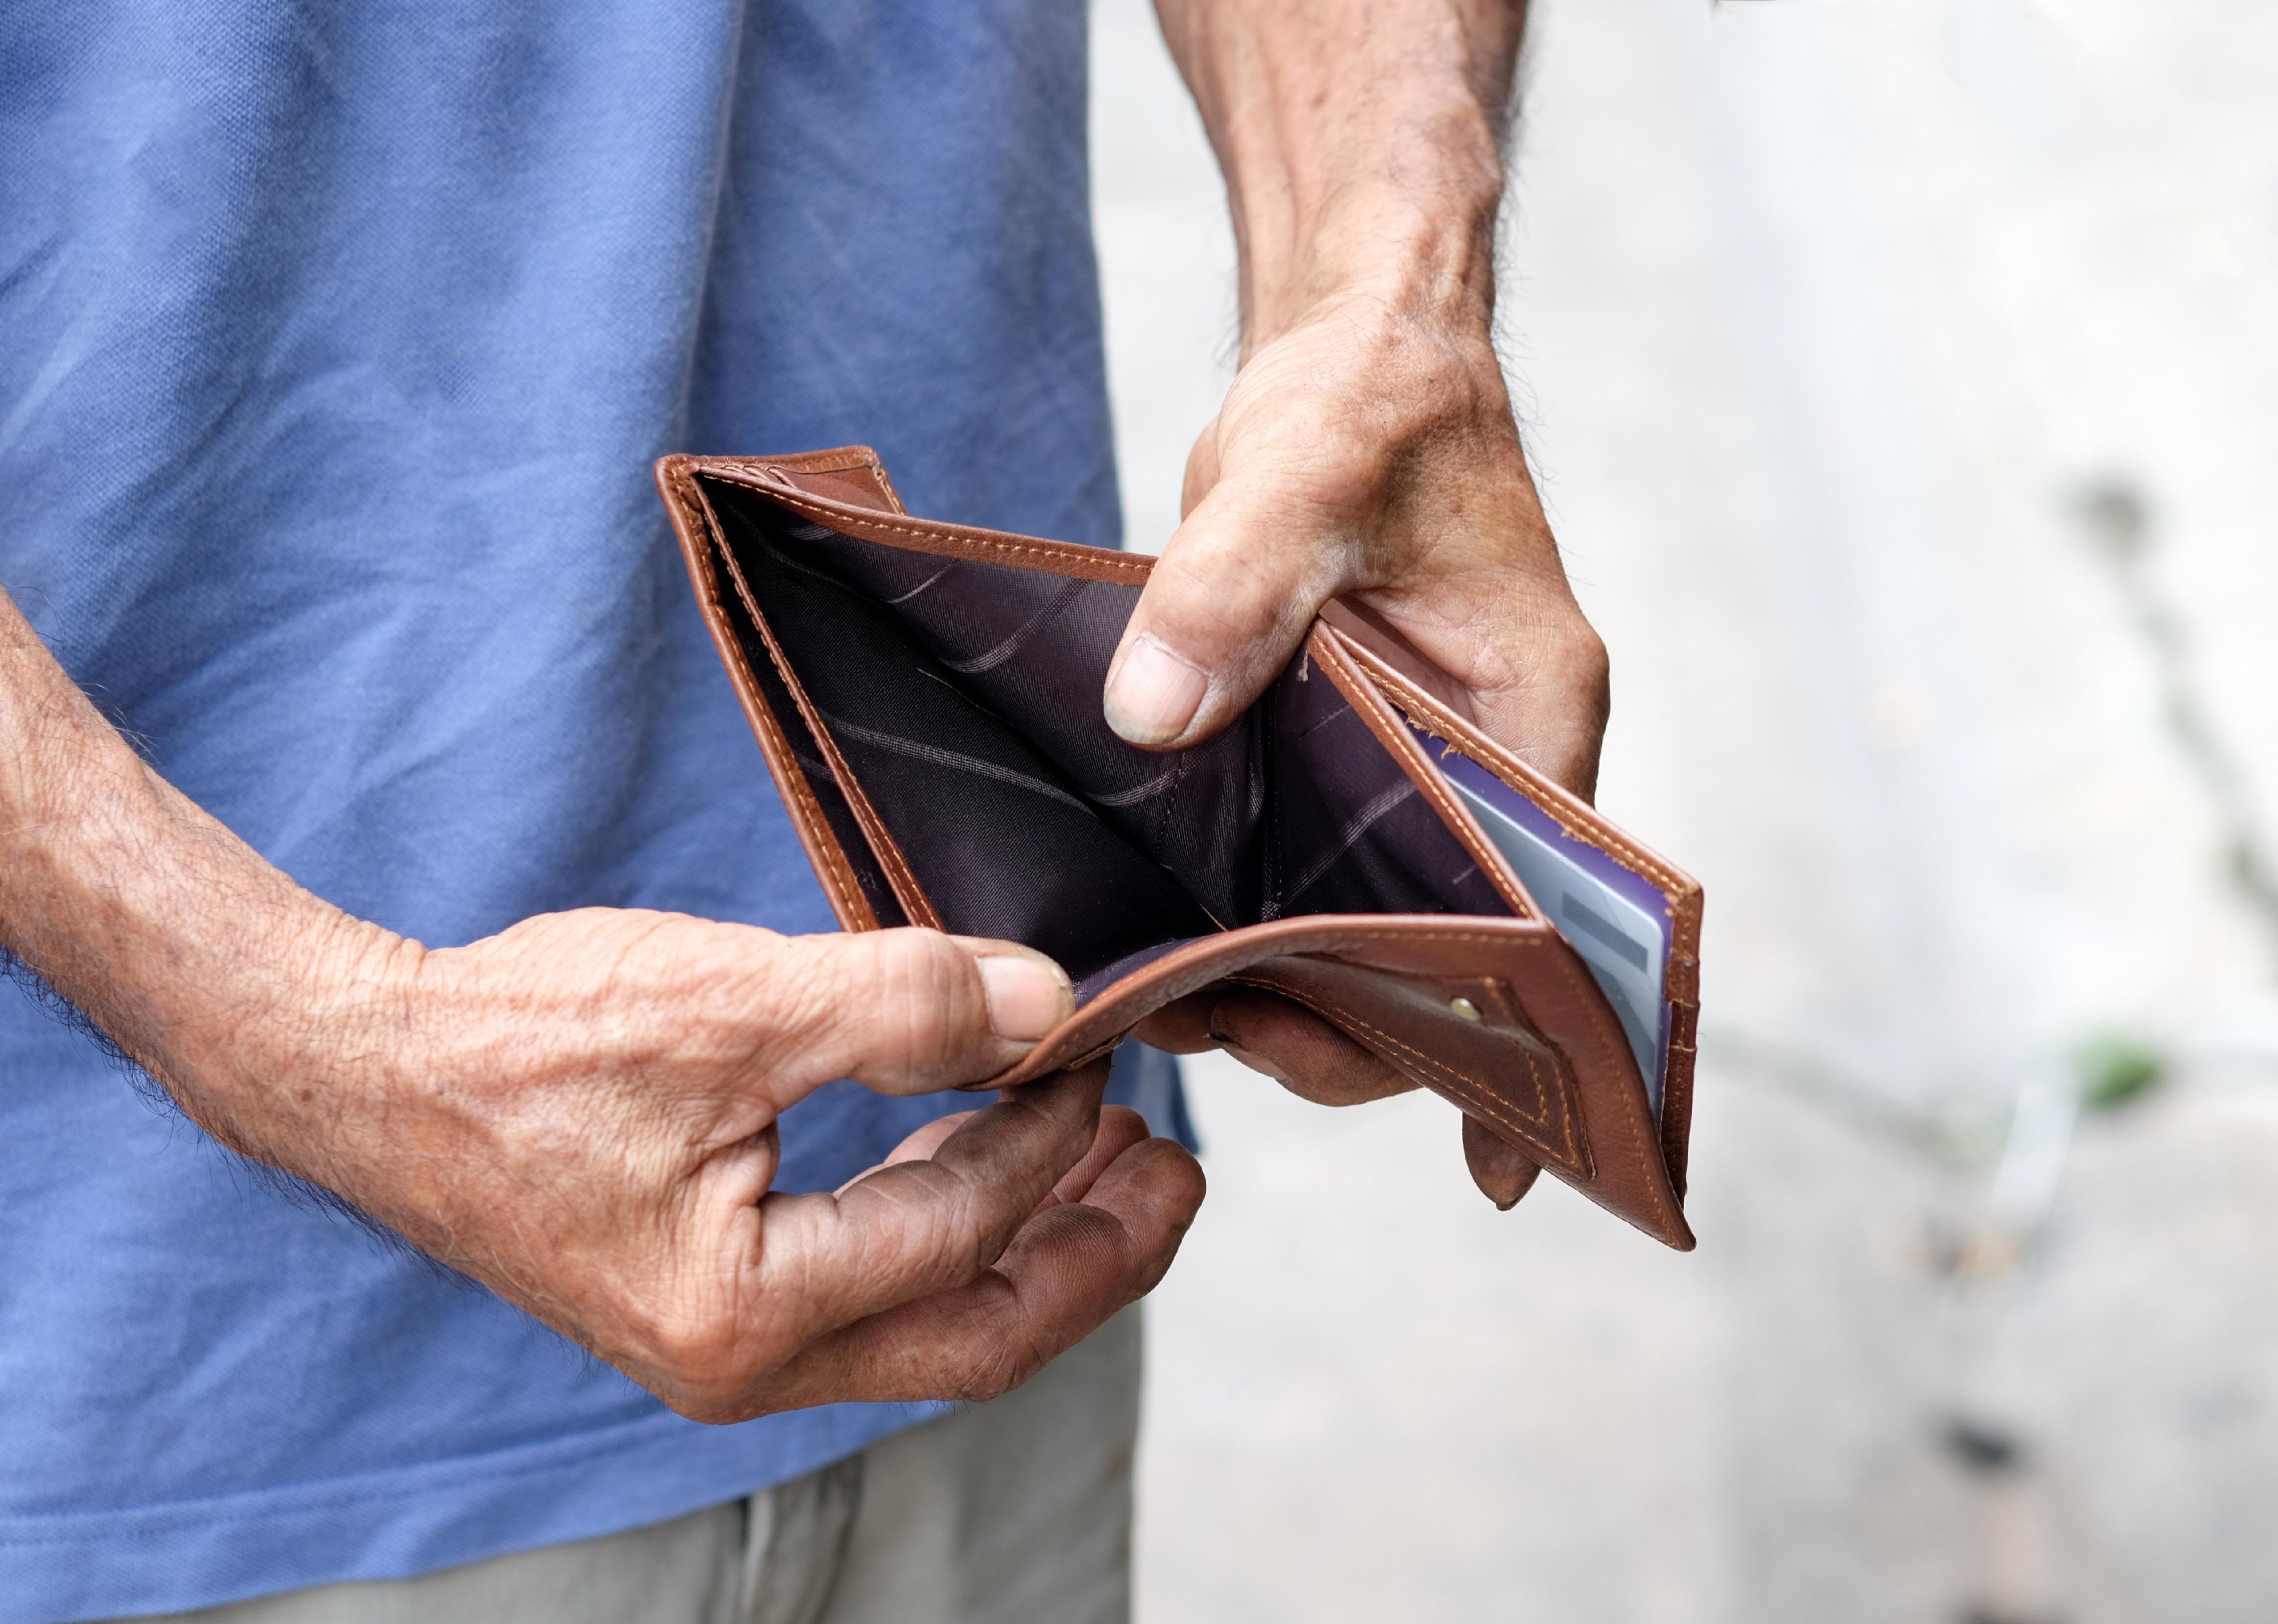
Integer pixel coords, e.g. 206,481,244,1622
0,4,1189,1619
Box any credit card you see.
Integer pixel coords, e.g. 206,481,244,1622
1412,727,1673,1115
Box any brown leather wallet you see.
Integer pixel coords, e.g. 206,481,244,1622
655,447,1703,1249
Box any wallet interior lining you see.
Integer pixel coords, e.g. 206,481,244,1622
704,479,1519,989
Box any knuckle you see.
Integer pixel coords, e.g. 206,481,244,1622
948,1334,1038,1405
1558,618,1610,685
660,1388,753,1427
646,1317,740,1388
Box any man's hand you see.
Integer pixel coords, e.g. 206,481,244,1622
1104,288,1607,795
0,590,1203,1419
1116,0,1584,1206
302,914,1202,1421
1107,0,1605,793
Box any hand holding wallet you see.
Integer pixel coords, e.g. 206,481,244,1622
657,448,1704,1249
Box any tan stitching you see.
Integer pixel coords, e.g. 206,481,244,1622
1531,941,1674,1217
714,611,866,925
1311,928,1543,946
1237,977,1584,1170
796,702,944,932
708,619,864,921
720,577,944,932
716,563,893,926
699,470,1152,574
692,497,878,929
1309,635,1539,921
674,472,872,927
1366,645,1684,890
1360,648,1689,894
858,451,910,515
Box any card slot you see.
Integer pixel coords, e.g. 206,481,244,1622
1257,654,1511,924
714,580,910,931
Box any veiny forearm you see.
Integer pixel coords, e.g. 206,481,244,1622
0,586,407,1167
1151,0,1526,348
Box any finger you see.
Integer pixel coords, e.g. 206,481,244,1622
1179,413,1222,517
750,1064,1114,1349
1046,1104,1152,1208
1462,1115,1543,1211
744,1134,1206,1413
855,1099,1144,1210
772,928,1074,1095
1204,990,1417,1107
1103,474,1349,749
1131,990,1222,1054
1457,615,1611,803
858,1110,980,1185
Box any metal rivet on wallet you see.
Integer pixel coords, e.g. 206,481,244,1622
1449,997,1482,1022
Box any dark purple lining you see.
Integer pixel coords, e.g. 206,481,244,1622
704,477,1523,989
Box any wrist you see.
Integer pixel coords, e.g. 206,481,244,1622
128,852,422,1184
1233,113,1503,346
1241,182,1501,355
186,911,427,1177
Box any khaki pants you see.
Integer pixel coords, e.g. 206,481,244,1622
118,1309,1140,1624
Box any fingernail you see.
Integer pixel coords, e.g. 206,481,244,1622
977,953,1073,1043
1103,633,1208,746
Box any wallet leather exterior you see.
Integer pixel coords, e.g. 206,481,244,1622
657,448,1703,1250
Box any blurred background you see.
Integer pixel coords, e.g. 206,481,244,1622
1087,1,2278,1619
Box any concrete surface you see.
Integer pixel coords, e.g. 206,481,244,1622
1089,1,2278,1618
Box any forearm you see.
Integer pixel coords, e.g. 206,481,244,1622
1110,0,1600,793
1152,0,1524,350
0,587,404,1165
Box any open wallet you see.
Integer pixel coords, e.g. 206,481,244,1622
655,448,1704,1249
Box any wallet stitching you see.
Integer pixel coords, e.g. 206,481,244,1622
1349,644,1708,985
700,475,1152,576
1149,750,1195,862
674,470,871,928
685,472,941,929
805,727,945,933
764,680,943,929
1531,942,1674,1216
1238,978,1584,1172
720,541,943,931
692,491,881,931
1357,643,1699,1211
1230,974,1585,1166
1361,651,1690,897
1306,633,1540,923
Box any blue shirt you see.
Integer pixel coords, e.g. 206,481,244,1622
0,4,1186,1619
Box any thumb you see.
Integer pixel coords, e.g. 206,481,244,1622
774,929,1075,1096
1103,478,1347,750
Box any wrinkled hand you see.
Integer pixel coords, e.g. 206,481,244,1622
1102,289,1608,793
244,914,1205,1421
1111,288,1594,1211
3,562,1205,1418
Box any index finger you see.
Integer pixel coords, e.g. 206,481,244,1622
744,1064,1115,1358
